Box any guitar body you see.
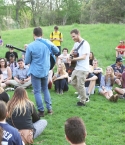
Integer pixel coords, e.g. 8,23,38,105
67,50,79,77
6,44,55,70
50,54,55,70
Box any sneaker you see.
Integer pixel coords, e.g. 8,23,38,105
86,98,90,103
48,110,53,115
118,95,125,99
56,89,59,94
74,92,78,95
38,111,44,117
114,94,118,102
77,101,85,106
5,87,14,92
60,90,63,95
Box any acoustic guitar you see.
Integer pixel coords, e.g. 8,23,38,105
67,51,79,76
6,44,55,70
67,40,84,76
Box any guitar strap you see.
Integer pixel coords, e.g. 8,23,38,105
75,40,84,51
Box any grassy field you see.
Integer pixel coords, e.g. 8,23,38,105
0,24,125,145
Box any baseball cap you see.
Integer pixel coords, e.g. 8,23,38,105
116,57,123,62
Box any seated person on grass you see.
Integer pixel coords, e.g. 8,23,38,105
0,69,6,88
115,40,125,57
22,44,28,61
52,63,69,95
0,58,12,86
8,53,18,74
111,57,125,86
6,59,31,89
65,117,87,145
89,51,95,66
5,47,18,62
0,101,23,145
99,66,118,102
93,59,103,86
114,71,125,99
58,48,71,72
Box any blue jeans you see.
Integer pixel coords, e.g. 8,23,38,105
31,74,52,111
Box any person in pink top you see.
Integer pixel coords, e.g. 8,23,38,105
115,40,125,57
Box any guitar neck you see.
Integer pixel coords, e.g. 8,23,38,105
12,46,26,53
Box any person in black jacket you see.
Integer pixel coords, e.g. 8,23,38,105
7,87,47,139
5,47,18,62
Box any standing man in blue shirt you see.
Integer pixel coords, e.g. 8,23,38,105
25,27,59,117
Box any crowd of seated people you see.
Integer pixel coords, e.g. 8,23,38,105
0,37,125,144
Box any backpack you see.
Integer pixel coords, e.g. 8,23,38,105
51,32,61,39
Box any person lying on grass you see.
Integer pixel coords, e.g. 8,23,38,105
99,66,118,102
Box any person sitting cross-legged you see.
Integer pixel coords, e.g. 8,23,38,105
52,63,69,94
111,57,125,86
6,58,31,89
7,53,18,75
99,66,118,102
115,40,125,58
7,87,47,141
65,117,87,145
58,48,71,72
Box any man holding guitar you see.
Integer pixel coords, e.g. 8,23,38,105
25,27,59,117
69,29,90,106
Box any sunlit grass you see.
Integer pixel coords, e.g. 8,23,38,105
0,24,125,145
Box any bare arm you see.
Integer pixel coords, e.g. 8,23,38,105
6,67,12,81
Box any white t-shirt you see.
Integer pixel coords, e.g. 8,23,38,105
58,54,69,63
72,40,90,71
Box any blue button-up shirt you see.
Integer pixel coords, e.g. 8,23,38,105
25,38,59,78
13,65,29,79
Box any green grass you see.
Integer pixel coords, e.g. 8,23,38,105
1,24,125,145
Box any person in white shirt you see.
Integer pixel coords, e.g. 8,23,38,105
69,29,90,106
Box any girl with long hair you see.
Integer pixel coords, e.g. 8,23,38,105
99,66,118,102
89,52,94,66
53,63,69,94
7,87,47,139
0,101,23,145
0,58,12,85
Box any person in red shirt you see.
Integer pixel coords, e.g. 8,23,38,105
115,40,125,57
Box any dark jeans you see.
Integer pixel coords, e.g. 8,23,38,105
94,72,102,86
54,79,68,91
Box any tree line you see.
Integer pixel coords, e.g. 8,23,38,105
0,0,125,30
